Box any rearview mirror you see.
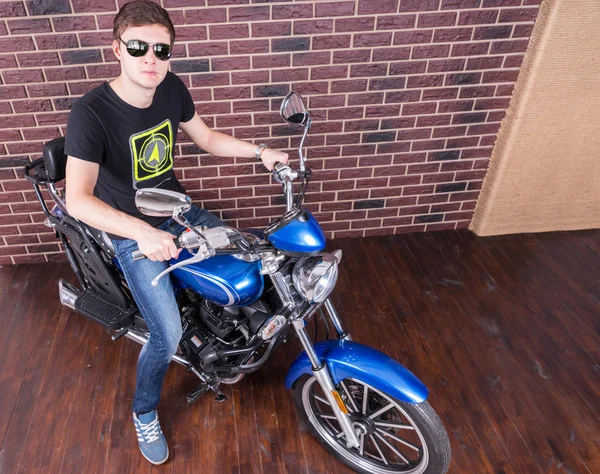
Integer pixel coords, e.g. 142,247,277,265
135,188,192,217
280,91,310,126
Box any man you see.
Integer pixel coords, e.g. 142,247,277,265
64,0,288,465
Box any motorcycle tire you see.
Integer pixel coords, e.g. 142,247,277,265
292,375,451,474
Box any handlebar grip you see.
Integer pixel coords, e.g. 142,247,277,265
131,237,181,261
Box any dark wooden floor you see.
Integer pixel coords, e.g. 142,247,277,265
0,229,598,474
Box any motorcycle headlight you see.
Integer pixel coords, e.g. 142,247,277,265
292,250,342,304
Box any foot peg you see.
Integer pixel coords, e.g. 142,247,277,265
186,369,228,404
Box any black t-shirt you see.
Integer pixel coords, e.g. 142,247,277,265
64,71,195,239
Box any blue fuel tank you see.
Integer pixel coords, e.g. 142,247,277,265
170,250,264,307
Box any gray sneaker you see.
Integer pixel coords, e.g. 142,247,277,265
133,410,169,465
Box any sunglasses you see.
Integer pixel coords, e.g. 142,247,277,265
119,37,172,61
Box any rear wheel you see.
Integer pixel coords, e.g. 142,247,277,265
292,375,451,474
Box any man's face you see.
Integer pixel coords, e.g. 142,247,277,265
113,24,171,89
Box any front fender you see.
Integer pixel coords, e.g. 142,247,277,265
285,340,428,404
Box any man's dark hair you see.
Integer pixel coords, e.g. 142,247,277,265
113,0,176,45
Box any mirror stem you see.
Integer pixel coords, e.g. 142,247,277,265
298,117,311,172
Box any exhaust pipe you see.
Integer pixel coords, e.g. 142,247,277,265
58,279,79,310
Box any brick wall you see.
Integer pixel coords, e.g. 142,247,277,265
0,0,540,264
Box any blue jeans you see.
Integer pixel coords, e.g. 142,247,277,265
111,205,224,414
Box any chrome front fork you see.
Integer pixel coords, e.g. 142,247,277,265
292,300,360,448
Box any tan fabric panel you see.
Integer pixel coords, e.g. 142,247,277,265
470,0,600,236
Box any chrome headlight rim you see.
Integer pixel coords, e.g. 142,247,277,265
292,250,342,304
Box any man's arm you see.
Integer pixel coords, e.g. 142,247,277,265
179,113,288,170
65,156,180,261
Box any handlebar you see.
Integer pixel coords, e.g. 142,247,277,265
132,236,181,261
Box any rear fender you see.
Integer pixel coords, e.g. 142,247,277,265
285,340,428,404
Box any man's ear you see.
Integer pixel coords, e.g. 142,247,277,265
112,39,121,62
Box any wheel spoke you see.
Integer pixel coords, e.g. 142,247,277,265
376,428,421,452
374,421,415,431
369,402,394,420
314,395,330,406
369,434,389,465
359,433,365,456
362,384,369,415
339,381,360,413
374,432,410,464
318,414,337,421
335,431,346,439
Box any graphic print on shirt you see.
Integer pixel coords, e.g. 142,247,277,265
129,119,173,189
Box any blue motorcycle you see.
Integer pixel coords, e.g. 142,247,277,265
25,92,450,473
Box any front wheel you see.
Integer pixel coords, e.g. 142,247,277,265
292,375,451,474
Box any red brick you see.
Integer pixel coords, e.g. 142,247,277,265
353,33,393,48
407,74,444,88
209,24,248,40
185,7,226,24
383,217,413,226
466,56,504,70
499,8,539,23
328,107,363,120
427,58,466,73
402,102,437,116
232,70,268,85
400,0,440,12
292,81,329,95
394,30,433,45
271,67,308,82
513,24,535,38
491,40,529,54
77,32,111,47
377,14,416,30
458,10,499,25
422,88,459,101
0,36,35,52
335,17,375,32
411,139,447,151
434,28,473,43
293,52,330,67
417,115,452,127
310,95,346,108
294,19,333,35
350,64,388,77
315,2,355,17
459,85,496,98
372,47,411,62
438,101,474,113
0,2,26,17
482,70,520,83
213,86,251,100
71,0,117,13
397,128,432,141
412,45,450,59
311,66,348,80
389,61,427,75
366,105,402,117
0,55,17,69
273,4,313,20
2,69,43,84
504,55,524,68
211,56,250,71
228,6,269,22
12,99,53,114
385,90,421,103
333,50,371,64
451,42,490,57
253,54,291,69
418,12,456,28
7,18,51,34
313,35,351,50
52,15,95,31
474,98,511,110
191,72,229,87
189,41,228,57
85,64,120,79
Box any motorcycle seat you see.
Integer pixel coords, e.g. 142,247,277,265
42,136,67,183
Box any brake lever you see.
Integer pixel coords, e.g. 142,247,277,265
151,243,214,287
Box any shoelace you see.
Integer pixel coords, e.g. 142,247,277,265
139,417,161,444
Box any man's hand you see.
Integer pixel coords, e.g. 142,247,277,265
134,226,182,262
260,148,289,171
